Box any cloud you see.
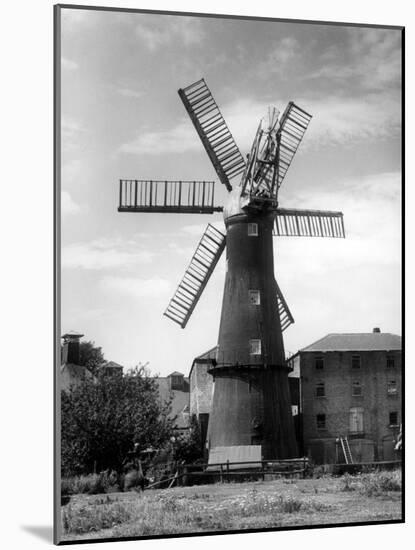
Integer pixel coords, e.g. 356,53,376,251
62,159,82,187
118,119,199,155
275,171,401,347
307,27,401,92
61,116,86,153
61,191,81,216
277,171,401,272
135,16,204,51
62,237,155,270
100,275,171,299
257,37,300,77
117,87,143,99
61,57,79,71
118,86,400,158
181,223,216,236
300,94,400,148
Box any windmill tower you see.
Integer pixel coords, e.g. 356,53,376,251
118,78,345,461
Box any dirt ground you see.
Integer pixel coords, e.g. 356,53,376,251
60,475,402,542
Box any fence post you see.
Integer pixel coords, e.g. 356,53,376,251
261,461,265,482
226,460,230,483
220,464,223,484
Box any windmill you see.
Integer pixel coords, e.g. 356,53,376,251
118,78,345,461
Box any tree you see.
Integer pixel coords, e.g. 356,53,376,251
171,415,203,464
61,366,173,476
78,341,105,376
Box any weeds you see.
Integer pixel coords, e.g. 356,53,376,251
340,469,401,496
62,500,131,534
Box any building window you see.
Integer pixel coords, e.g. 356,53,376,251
249,290,260,305
315,382,325,397
387,380,398,396
387,356,395,368
351,355,361,369
352,381,362,396
389,411,398,426
249,339,261,355
316,414,326,430
248,223,258,236
315,356,324,370
349,407,364,433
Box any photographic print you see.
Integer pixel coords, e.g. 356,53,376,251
55,4,403,544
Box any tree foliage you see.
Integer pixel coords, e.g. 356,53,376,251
171,415,203,464
78,341,105,376
61,367,173,476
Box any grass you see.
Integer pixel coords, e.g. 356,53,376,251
60,471,402,541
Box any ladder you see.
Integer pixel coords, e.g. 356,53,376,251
178,79,246,191
164,224,226,328
339,436,353,464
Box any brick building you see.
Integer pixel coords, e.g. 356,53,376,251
294,328,402,464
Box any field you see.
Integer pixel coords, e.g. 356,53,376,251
60,470,402,542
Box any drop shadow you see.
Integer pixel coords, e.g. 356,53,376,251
21,525,53,543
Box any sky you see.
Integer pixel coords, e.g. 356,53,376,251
60,7,402,376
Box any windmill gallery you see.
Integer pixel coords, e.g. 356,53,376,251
117,78,346,464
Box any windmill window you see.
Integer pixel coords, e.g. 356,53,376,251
316,414,326,430
387,380,398,396
249,290,260,305
315,356,324,370
352,381,362,396
249,339,261,355
389,411,398,426
387,356,395,368
248,223,258,236
315,382,325,397
351,355,361,369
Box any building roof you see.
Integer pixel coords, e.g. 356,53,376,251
101,361,124,370
168,371,184,377
61,330,84,339
189,346,218,377
301,332,402,353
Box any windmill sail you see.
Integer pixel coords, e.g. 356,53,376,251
277,102,312,189
118,179,223,214
178,79,246,192
274,208,345,238
164,224,226,328
275,280,294,332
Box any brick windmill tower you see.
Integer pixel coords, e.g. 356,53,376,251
118,79,345,461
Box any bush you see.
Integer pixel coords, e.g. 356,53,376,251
62,471,121,496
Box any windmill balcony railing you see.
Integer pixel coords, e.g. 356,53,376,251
118,179,223,214
207,350,294,372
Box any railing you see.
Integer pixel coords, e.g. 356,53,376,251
118,179,223,214
207,349,292,371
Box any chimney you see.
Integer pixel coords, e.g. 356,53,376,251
62,331,84,365
373,327,381,333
